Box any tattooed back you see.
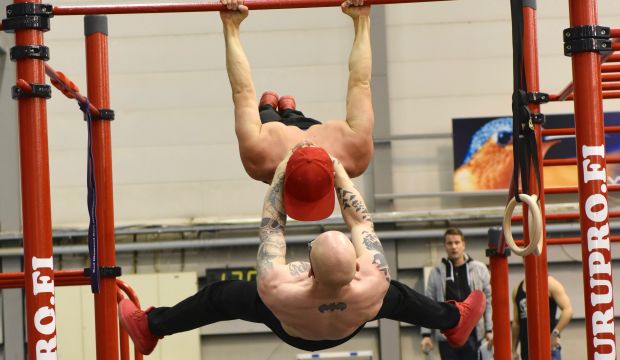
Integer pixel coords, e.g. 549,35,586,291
258,253,389,341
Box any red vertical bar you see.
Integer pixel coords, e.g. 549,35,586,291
489,255,511,360
568,1,617,359
12,0,59,358
522,5,551,360
84,15,119,360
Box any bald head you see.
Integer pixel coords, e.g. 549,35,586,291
309,231,357,289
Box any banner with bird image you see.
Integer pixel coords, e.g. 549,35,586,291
452,112,620,191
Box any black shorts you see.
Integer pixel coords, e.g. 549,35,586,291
258,105,322,131
148,280,458,352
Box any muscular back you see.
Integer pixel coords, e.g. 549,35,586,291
239,121,373,183
258,255,388,341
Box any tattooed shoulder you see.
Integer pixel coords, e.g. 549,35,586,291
372,253,390,282
288,262,310,277
361,230,384,252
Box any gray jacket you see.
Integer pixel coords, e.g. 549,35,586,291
420,254,493,342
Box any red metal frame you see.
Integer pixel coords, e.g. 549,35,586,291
543,126,620,136
522,6,551,360
52,0,449,15
568,1,616,359
84,16,120,360
45,64,103,117
516,236,620,246
117,279,144,360
489,254,511,360
11,0,59,356
544,155,620,166
601,63,620,73
5,0,617,359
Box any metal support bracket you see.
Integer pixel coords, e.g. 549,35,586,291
10,45,49,61
5,3,53,17
1,15,50,33
83,108,115,121
530,112,545,125
11,83,51,99
563,25,611,56
527,92,549,104
83,266,122,278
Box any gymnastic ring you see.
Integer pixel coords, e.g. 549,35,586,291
503,193,543,257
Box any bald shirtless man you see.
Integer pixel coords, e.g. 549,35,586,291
222,0,374,183
118,148,486,354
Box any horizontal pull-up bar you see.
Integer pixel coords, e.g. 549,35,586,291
53,0,449,15
543,126,620,136
544,156,620,166
515,235,620,246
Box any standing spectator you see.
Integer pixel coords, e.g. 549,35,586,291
420,228,493,360
511,275,573,360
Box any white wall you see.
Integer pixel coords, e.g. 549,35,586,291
0,0,21,234
13,0,620,228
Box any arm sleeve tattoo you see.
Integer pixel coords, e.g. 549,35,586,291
257,173,287,278
336,187,372,223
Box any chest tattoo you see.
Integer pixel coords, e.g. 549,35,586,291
318,302,347,313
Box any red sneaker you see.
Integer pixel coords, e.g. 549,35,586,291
441,290,486,348
118,299,161,355
259,91,279,109
278,95,296,111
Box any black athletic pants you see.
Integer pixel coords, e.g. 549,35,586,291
259,104,322,130
147,280,459,351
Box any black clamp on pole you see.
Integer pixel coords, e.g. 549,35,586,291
527,92,549,104
12,83,51,99
83,108,115,121
486,227,511,257
530,112,545,126
96,109,115,121
10,45,50,61
563,25,611,56
83,266,122,278
2,3,53,33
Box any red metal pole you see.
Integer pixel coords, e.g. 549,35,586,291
84,15,119,360
522,5,551,360
490,254,511,360
117,279,144,360
544,155,620,166
601,91,620,99
611,29,620,37
549,92,620,101
117,291,131,360
602,74,620,82
516,236,620,246
11,0,59,356
568,0,617,359
543,126,620,136
603,83,620,90
602,64,620,73
52,0,450,15
44,64,102,117
0,270,90,289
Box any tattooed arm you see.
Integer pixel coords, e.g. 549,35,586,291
257,163,288,280
333,158,390,282
257,153,313,283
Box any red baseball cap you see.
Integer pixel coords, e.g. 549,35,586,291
284,146,335,221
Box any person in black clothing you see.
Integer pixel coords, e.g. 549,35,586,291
420,228,493,360
511,276,573,360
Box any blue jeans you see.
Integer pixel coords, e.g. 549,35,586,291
521,346,561,360
551,347,562,360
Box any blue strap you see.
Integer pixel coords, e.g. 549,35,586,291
79,98,100,293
